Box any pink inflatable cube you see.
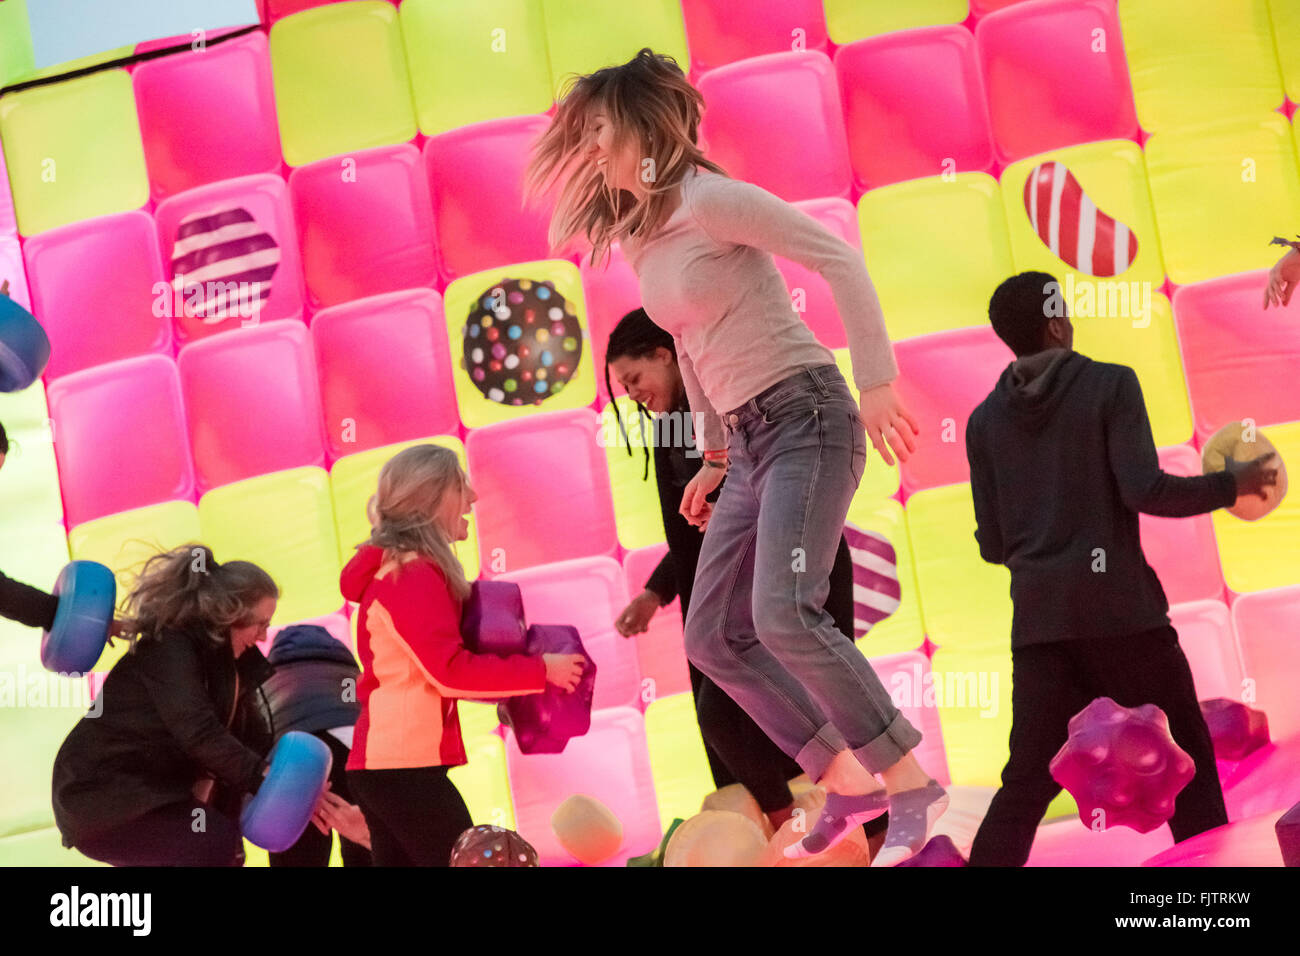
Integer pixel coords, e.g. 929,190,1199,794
976,0,1138,163
133,32,282,201
681,0,828,74
289,144,439,311
423,115,555,285
836,26,995,191
698,51,852,202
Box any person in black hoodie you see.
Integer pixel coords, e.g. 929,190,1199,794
259,623,371,867
965,271,1279,866
51,544,287,866
605,308,887,847
0,421,58,630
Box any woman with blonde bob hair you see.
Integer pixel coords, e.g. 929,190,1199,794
528,49,946,864
340,444,584,866
51,544,284,866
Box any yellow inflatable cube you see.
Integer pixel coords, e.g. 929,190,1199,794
198,467,343,625
67,500,203,673
329,435,479,580
0,69,148,235
858,173,1015,342
400,0,554,137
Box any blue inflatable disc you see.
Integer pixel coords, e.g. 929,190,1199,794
0,293,52,393
241,731,332,852
40,561,116,674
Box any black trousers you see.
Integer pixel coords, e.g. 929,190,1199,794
269,731,372,868
76,801,243,867
688,536,887,837
968,624,1228,866
346,765,473,867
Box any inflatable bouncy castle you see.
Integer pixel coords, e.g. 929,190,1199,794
0,0,1297,868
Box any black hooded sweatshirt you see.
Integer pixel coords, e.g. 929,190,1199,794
965,348,1236,649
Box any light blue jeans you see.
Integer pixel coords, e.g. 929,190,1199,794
683,364,922,782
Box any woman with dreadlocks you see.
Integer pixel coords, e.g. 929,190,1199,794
528,48,946,863
605,308,884,848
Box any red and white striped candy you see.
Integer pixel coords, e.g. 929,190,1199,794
1023,161,1137,278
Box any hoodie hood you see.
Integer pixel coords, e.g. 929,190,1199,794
340,544,385,604
267,624,358,667
994,348,1088,431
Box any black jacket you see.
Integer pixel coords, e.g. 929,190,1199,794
640,399,854,629
0,568,58,631
966,349,1236,649
258,624,361,741
51,626,275,848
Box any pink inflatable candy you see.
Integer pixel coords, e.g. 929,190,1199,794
460,580,528,657
1049,697,1196,834
499,624,596,755
1199,698,1270,762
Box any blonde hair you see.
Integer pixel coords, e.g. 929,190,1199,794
525,47,726,267
119,544,279,648
365,444,472,601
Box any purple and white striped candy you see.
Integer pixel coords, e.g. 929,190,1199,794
843,522,901,637
171,206,280,323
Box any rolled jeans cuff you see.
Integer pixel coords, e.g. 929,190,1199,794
795,721,849,783
850,710,923,776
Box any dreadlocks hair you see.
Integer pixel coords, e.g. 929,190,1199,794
604,308,677,481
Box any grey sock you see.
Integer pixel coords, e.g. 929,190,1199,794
871,780,950,867
784,789,889,858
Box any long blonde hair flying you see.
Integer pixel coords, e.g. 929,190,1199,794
364,444,472,601
525,47,726,267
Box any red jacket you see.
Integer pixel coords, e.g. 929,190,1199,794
341,546,546,770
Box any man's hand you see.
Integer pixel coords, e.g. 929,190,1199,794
615,589,662,637
1223,451,1279,501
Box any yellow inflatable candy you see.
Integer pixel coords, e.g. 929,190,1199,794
550,794,623,865
662,811,768,867
1201,421,1288,521
701,783,775,839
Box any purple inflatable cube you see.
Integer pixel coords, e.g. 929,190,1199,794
897,834,966,867
1277,800,1300,868
499,624,596,755
1199,698,1270,762
460,580,527,656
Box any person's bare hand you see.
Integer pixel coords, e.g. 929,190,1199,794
1223,451,1279,501
313,789,371,850
858,383,920,467
680,466,724,527
543,653,585,692
615,590,662,637
1264,248,1300,309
